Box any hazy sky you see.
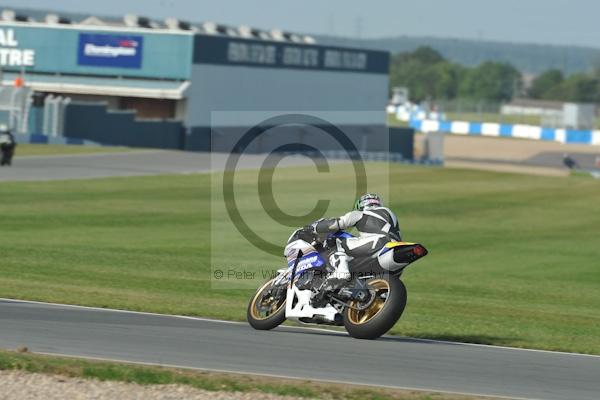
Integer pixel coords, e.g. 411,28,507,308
2,0,599,48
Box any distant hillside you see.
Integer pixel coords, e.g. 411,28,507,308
6,4,599,75
316,35,600,75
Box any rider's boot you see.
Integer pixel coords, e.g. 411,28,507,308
323,251,351,291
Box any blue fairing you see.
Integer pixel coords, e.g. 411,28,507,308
332,231,354,239
288,251,326,277
379,246,392,256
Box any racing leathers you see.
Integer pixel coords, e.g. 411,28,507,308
314,207,401,280
0,130,16,167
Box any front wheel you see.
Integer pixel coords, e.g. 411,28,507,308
247,278,286,330
343,277,407,339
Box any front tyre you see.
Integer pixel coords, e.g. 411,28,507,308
343,277,407,340
247,278,286,330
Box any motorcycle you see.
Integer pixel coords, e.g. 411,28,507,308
247,228,428,339
0,132,16,167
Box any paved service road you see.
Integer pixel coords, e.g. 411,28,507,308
0,151,330,182
449,151,600,171
1,299,599,400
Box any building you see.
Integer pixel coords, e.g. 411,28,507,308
0,9,392,152
501,98,597,129
500,98,564,118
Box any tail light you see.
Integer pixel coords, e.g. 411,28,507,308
413,245,427,257
392,244,428,264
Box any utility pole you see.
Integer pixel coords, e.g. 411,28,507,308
355,16,363,39
328,13,335,36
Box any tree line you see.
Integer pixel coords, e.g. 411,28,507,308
527,69,600,103
390,46,600,104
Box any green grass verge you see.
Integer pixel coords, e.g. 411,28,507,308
0,350,480,399
389,110,600,129
15,144,137,156
387,112,542,127
387,114,410,127
571,170,596,179
1,164,599,354
445,112,541,126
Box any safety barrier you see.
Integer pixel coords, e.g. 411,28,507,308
409,119,600,146
184,125,415,160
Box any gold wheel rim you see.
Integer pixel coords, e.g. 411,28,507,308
250,279,285,320
347,279,390,325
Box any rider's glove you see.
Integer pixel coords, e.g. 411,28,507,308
303,224,316,233
298,225,318,243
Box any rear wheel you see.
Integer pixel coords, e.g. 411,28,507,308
343,276,407,339
247,278,286,330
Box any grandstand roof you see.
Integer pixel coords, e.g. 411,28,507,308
1,72,189,99
0,7,317,44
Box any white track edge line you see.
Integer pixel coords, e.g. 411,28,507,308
16,150,162,160
2,297,598,359
30,351,540,400
0,298,244,326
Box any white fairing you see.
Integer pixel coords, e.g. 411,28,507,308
283,239,339,322
0,134,11,145
285,286,339,321
377,248,408,272
284,239,314,260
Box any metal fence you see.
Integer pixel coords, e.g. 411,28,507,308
431,99,542,125
0,86,33,133
42,95,71,137
0,84,73,136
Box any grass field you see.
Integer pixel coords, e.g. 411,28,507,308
1,164,599,354
387,114,410,127
0,350,480,400
15,144,136,156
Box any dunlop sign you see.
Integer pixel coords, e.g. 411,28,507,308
0,28,35,67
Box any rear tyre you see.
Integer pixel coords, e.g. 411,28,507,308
343,276,407,340
247,278,286,330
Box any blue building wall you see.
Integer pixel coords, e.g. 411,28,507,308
62,102,184,149
3,24,395,153
1,23,193,79
184,35,391,150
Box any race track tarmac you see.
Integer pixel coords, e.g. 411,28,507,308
1,299,599,400
0,151,329,182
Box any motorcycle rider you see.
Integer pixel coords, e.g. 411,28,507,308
308,193,401,287
0,125,16,167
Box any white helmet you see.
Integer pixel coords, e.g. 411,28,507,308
354,193,382,211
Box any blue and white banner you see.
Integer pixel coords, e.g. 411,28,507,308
409,118,600,146
388,104,600,146
78,33,143,69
